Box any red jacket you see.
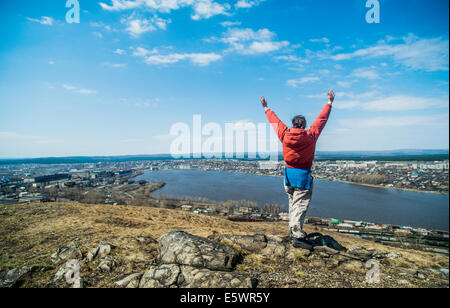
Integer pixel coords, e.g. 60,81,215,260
265,104,332,169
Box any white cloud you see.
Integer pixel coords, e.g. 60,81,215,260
216,27,290,55
337,81,353,88
131,46,221,66
121,14,171,37
0,132,62,144
63,84,77,91
63,84,97,95
100,0,231,20
336,95,449,111
131,46,158,57
78,89,98,95
103,62,127,68
329,34,449,72
78,89,97,94
26,16,54,26
274,55,309,63
352,67,380,80
310,37,330,43
191,0,230,20
247,41,289,54
48,61,55,65
92,32,103,38
220,21,242,27
114,49,126,55
188,53,223,65
142,52,222,66
339,114,449,128
90,22,112,31
275,55,309,71
287,76,320,87
235,0,265,9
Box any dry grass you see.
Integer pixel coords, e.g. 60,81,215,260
0,202,448,288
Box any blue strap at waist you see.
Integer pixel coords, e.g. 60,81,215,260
284,166,312,189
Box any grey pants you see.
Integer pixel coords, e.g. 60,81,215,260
284,180,314,239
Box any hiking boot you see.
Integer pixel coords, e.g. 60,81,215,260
292,237,313,250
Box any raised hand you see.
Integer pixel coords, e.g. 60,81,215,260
261,96,268,108
328,90,335,104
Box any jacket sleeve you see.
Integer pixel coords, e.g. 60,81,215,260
265,109,288,142
310,103,332,139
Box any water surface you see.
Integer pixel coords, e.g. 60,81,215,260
136,169,449,230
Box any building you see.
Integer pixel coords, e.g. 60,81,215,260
279,212,289,221
181,205,193,211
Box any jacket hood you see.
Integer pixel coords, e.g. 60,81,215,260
284,129,314,147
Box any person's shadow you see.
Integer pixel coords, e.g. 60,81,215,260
306,233,346,251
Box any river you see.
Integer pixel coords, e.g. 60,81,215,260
135,169,449,231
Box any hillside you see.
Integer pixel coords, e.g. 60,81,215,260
0,202,448,288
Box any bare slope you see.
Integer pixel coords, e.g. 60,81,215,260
0,202,448,288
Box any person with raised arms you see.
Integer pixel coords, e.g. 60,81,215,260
261,90,335,250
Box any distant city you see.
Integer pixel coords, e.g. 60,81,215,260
0,155,448,205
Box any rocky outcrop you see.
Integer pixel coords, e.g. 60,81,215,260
158,231,242,271
139,264,256,288
53,242,116,288
0,266,41,288
40,231,447,288
140,231,255,288
208,233,290,257
51,241,83,265
115,273,142,288
87,244,112,262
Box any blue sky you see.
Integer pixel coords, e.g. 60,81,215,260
0,0,448,158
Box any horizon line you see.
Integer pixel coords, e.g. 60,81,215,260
0,149,449,160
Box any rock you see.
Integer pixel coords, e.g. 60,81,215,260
208,233,289,258
313,246,340,258
347,246,373,260
86,247,100,262
158,231,242,271
416,272,426,280
0,266,38,288
87,244,113,262
439,268,449,276
139,264,256,288
136,235,157,245
208,234,268,254
285,247,311,261
430,268,449,276
97,244,112,259
179,266,256,288
73,278,84,289
139,264,180,288
54,259,83,288
97,256,116,272
51,242,83,265
260,235,288,257
372,251,402,260
115,273,142,288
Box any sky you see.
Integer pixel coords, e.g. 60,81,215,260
0,0,449,158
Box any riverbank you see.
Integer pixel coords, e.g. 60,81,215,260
319,178,448,195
